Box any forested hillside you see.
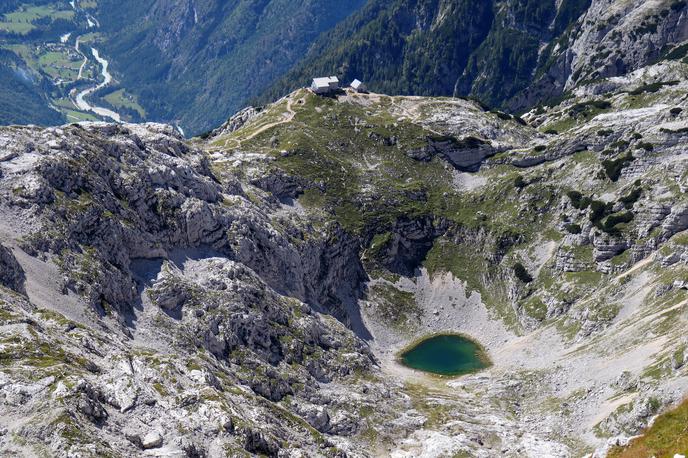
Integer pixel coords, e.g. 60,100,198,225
258,0,594,110
0,49,63,126
96,0,367,135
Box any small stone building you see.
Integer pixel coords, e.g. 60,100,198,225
310,76,340,94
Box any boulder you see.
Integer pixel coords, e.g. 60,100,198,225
142,431,163,449
303,406,330,432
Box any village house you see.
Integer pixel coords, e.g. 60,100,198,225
310,76,339,94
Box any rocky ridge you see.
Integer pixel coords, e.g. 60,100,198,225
0,54,688,457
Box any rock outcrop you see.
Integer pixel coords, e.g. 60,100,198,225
0,245,24,294
0,122,391,457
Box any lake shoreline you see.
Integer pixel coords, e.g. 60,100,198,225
396,332,492,378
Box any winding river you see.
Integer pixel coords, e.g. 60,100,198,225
68,1,122,122
74,47,120,122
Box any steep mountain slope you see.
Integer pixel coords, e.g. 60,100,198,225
0,0,369,133
0,0,144,126
0,122,389,457
1,52,688,456
95,0,367,135
260,0,496,98
259,0,688,112
0,49,64,126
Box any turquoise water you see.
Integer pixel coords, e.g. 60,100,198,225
400,334,488,376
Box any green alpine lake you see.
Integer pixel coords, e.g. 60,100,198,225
399,334,489,376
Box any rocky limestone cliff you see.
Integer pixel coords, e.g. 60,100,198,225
512,0,688,109
0,122,393,457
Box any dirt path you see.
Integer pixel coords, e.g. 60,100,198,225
637,296,688,324
562,254,657,318
244,97,296,142
614,254,655,281
589,392,639,428
223,95,299,148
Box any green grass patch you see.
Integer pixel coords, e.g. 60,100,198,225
565,270,603,286
103,89,146,117
368,284,421,330
522,296,548,321
0,4,75,35
629,80,680,96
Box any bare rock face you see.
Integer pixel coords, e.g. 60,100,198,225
0,245,25,294
299,404,331,432
74,380,108,424
0,123,366,331
593,235,630,262
636,202,671,237
141,431,163,449
428,136,499,172
567,0,688,88
662,204,688,236
371,216,445,276
511,0,688,109
0,122,397,457
250,169,312,199
242,428,280,456
209,106,261,138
